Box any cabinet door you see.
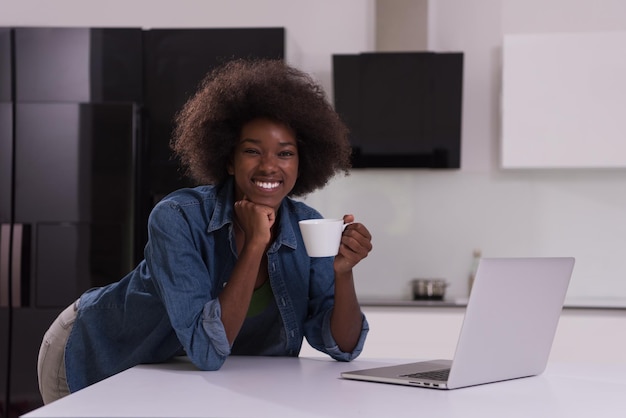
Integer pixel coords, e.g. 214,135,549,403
15,104,83,223
15,103,137,224
14,27,142,103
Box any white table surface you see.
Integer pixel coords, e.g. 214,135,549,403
23,356,626,418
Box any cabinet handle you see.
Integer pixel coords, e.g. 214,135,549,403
0,223,28,308
11,223,24,307
0,224,9,307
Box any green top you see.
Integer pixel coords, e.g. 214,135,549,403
247,280,274,317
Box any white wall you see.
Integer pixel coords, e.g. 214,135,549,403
3,0,626,305
307,0,626,304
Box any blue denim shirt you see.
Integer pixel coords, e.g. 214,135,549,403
65,178,369,392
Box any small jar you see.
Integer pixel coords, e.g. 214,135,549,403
412,279,449,300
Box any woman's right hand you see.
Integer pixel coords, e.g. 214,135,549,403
233,196,276,248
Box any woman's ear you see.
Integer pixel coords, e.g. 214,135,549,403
227,156,234,175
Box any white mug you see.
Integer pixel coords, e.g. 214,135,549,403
298,218,348,257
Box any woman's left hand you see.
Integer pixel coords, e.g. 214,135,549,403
333,214,373,275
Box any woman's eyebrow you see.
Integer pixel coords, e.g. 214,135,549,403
239,138,261,144
239,138,297,147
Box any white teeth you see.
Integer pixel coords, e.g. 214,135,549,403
255,181,280,190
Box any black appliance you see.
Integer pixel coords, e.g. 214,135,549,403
0,26,284,417
332,52,464,168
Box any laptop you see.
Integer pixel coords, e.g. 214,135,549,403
342,257,575,389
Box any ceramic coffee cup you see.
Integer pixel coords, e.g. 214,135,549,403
298,218,348,257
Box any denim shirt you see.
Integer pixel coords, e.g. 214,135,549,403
64,178,369,392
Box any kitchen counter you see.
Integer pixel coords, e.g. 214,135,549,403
360,298,467,308
359,297,626,310
22,356,626,418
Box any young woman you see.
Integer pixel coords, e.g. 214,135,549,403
37,58,373,404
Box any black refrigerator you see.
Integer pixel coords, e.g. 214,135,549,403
0,27,142,417
0,26,284,417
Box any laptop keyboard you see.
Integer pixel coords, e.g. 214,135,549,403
402,368,450,381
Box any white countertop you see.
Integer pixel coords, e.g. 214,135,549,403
23,356,626,418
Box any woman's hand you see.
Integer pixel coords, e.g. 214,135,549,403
333,214,373,276
329,214,372,352
233,196,276,248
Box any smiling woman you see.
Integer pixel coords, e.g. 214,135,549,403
36,58,374,405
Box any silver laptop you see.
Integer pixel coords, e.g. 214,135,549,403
342,257,575,389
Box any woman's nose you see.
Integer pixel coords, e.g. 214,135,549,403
259,154,277,171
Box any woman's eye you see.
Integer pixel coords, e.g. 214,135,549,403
279,151,296,157
244,149,260,154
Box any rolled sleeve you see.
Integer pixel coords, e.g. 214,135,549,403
201,299,231,358
320,309,369,361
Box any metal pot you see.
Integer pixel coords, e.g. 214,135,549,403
412,279,449,301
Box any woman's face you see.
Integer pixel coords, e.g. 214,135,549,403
228,118,299,211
